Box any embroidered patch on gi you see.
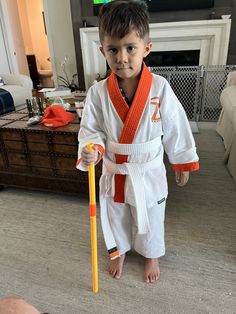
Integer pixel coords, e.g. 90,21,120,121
150,96,160,122
158,197,166,205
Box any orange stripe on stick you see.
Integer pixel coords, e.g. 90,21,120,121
90,204,96,217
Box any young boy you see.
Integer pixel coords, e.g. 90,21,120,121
76,0,199,283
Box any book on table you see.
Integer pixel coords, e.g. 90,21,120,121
39,87,71,98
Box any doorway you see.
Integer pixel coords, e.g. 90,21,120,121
16,0,54,89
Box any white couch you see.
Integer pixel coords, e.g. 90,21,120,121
216,71,236,183
0,73,33,108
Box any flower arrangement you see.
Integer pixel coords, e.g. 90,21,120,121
57,56,79,92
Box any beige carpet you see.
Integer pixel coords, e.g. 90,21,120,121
0,125,235,314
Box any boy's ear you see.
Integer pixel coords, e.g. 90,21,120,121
100,46,105,56
143,41,152,58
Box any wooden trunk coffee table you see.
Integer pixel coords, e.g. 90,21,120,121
0,107,102,195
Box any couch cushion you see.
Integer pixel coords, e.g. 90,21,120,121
216,85,236,152
2,85,32,107
220,86,236,112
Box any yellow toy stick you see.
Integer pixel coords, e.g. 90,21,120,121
87,143,98,293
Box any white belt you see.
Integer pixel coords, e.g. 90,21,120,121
106,136,162,155
103,154,163,234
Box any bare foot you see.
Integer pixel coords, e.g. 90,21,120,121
144,258,160,283
109,254,126,279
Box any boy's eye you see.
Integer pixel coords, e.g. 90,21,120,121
108,48,117,54
127,46,136,53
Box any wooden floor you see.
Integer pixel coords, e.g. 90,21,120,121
0,124,235,314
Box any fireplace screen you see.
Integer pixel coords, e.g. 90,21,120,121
150,65,236,122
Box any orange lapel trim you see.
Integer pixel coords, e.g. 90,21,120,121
108,72,129,122
119,63,153,144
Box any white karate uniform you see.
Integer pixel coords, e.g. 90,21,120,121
77,64,199,259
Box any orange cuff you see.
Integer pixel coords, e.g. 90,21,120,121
171,161,199,172
76,158,82,167
96,144,105,164
96,144,105,157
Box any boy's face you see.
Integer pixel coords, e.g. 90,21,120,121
100,31,152,80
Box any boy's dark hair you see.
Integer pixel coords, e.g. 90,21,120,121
98,0,149,43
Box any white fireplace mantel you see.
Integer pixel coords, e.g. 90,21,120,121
80,19,231,90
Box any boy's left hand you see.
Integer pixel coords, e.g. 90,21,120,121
175,171,189,187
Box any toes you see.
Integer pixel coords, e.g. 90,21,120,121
109,268,116,277
152,273,159,282
115,271,121,279
150,274,155,283
144,273,160,283
109,266,120,279
144,274,150,283
144,277,150,283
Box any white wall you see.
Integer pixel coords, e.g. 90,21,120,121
43,0,77,87
0,0,29,75
0,17,11,73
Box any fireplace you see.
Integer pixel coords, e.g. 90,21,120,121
80,19,231,90
145,50,200,67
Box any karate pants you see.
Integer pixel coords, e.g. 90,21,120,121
105,198,166,258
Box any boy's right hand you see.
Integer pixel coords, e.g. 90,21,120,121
81,145,99,166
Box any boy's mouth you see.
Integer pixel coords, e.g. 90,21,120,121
117,67,131,70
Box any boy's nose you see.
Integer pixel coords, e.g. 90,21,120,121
116,50,128,63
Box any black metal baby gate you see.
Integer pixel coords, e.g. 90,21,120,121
150,65,236,122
